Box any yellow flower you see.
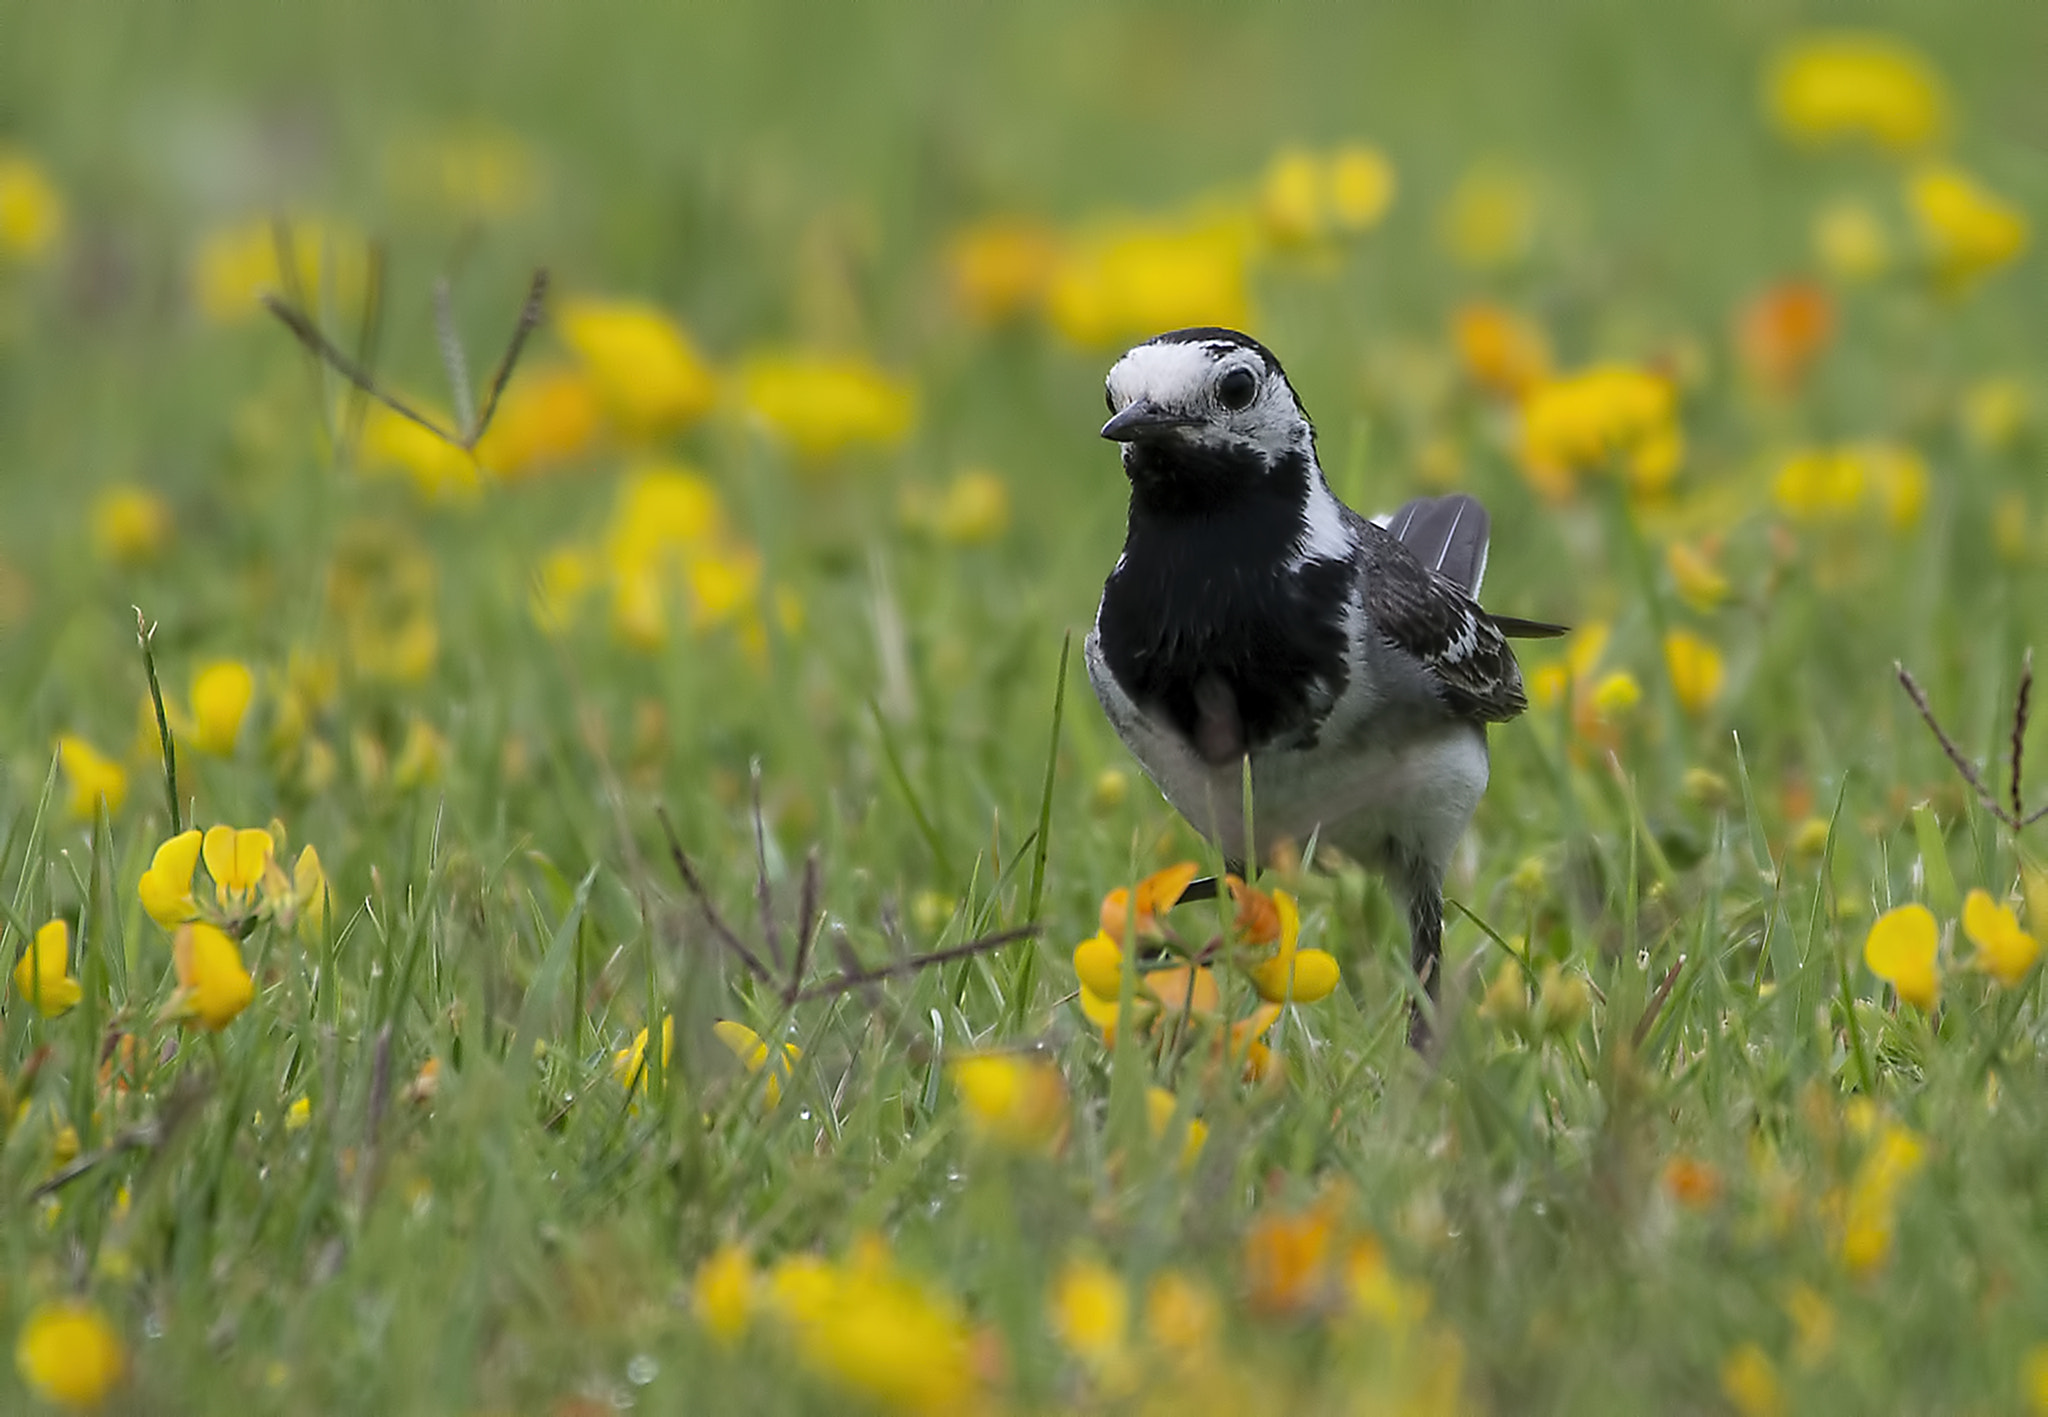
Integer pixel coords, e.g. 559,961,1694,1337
190,660,254,756
767,1241,978,1415
1099,862,1200,943
1452,303,1551,400
1244,1197,1340,1316
1245,889,1340,1005
1049,1257,1129,1371
1767,33,1947,152
13,920,82,1018
932,469,1010,545
1664,631,1726,716
1144,1271,1221,1355
203,825,275,914
1073,931,1125,1003
1909,165,2029,290
1258,143,1396,246
473,365,603,478
1736,281,1835,397
1145,1086,1209,1172
713,1019,802,1109
291,846,330,938
392,716,447,790
557,296,717,437
56,736,126,822
1590,670,1643,720
945,217,1061,324
612,1016,674,1092
1328,144,1398,232
1519,365,1681,499
358,404,480,501
1813,200,1891,282
191,216,368,325
0,150,63,261
741,353,917,461
1719,1342,1785,1417
950,1053,1066,1152
285,1096,312,1131
168,921,255,1030
1441,162,1538,269
15,1300,123,1409
1864,903,1940,1011
1046,214,1255,348
89,486,170,566
2025,1343,2048,1417
1783,1283,1837,1367
1666,540,1730,612
138,829,202,927
1772,446,1865,521
693,1244,756,1344
1840,1119,1925,1275
1861,442,1929,530
1962,889,2039,987
1961,377,2030,453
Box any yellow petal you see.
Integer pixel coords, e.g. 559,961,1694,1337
1072,931,1124,1001
171,921,255,1030
190,659,254,756
138,829,203,927
1144,964,1220,1018
1286,949,1341,1004
1863,903,1940,1011
12,919,82,1017
1963,887,2039,987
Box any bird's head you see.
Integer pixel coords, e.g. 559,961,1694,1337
1101,328,1314,494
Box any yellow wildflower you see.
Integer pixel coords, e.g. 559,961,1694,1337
0,150,64,260
950,1053,1066,1153
741,353,916,460
1046,214,1254,348
1719,1342,1785,1417
190,660,255,756
1864,903,1940,1011
1664,630,1726,716
1784,1283,1836,1367
1441,162,1538,269
1328,144,1398,232
56,736,126,822
1812,200,1891,282
291,846,330,938
1520,365,1681,499
15,1300,123,1409
1091,767,1128,814
945,217,1061,324
1909,165,2029,290
932,468,1010,545
1660,1156,1723,1210
13,920,82,1018
191,216,368,325
2026,1344,2048,1417
358,404,480,501
1591,670,1643,720
1452,303,1551,400
693,1243,756,1344
1772,446,1865,521
713,1019,802,1109
1961,377,2029,452
1144,1271,1221,1355
1258,143,1396,246
138,830,203,927
557,296,717,437
1666,539,1730,612
1099,862,1200,944
1244,1197,1340,1316
1862,442,1929,530
391,716,447,790
1145,1086,1209,1172
168,921,256,1030
1962,889,2039,987
768,1241,978,1415
1840,1119,1925,1275
203,825,274,914
612,1016,674,1093
1245,889,1340,1005
1789,817,1834,860
472,365,603,478
285,1097,312,1132
89,486,170,566
1767,33,1946,152
1050,1257,1129,1372
1736,281,1834,397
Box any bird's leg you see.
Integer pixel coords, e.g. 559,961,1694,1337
1400,863,1444,1050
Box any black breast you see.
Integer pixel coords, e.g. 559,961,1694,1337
1096,445,1352,760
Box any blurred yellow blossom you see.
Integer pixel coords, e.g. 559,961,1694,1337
190,660,254,755
1864,903,1939,1011
2027,1345,2048,1417
1767,33,1946,152
1812,200,1891,281
946,217,1061,324
1909,165,2029,290
0,149,63,261
1784,1284,1836,1367
932,469,1011,545
138,829,202,928
1590,670,1642,720
15,1300,123,1409
383,126,541,220
13,919,81,1018
1664,630,1726,716
741,352,916,460
191,217,368,325
1719,1342,1784,1417
1442,162,1538,269
359,404,480,501
1047,214,1254,347
1962,889,2039,987
713,1019,802,1109
1864,443,1929,529
89,486,170,566
762,1240,979,1415
612,1015,674,1093
557,296,718,437
56,736,126,822
391,716,447,790
1773,446,1865,521
1258,143,1395,246
167,921,255,1030
1144,1086,1208,1172
289,846,329,938
328,522,443,683
1050,1257,1129,1374
1961,377,2029,452
693,1244,756,1344
1520,365,1681,499
950,1053,1066,1152
473,365,603,478
1735,281,1834,396
1452,303,1551,400
1666,539,1730,612
1840,1118,1925,1275
1244,1195,1340,1316
1144,1270,1221,1355
284,1096,312,1131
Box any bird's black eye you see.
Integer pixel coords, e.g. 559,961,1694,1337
1217,367,1258,411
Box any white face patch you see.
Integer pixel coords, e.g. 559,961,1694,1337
1105,338,1311,460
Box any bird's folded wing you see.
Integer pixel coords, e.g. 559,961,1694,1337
1360,537,1531,723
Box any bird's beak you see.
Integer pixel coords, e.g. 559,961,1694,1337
1101,399,1195,442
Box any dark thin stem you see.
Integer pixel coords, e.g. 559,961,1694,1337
468,268,549,446
261,294,463,444
790,925,1038,1004
788,846,822,1003
1631,955,1687,1051
135,609,181,834
655,808,773,983
2013,649,2033,822
1896,661,2021,830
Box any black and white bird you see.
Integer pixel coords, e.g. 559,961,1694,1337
1085,327,1565,1045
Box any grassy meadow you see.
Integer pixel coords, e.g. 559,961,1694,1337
6,3,2048,1411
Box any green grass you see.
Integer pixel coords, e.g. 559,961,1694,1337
5,2,2048,1412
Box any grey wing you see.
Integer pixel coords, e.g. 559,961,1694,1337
1352,518,1531,724
1380,492,1490,598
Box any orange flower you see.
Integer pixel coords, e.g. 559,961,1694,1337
1452,302,1551,399
1226,876,1282,945
1736,281,1834,396
1099,862,1199,943
1244,1197,1341,1316
1662,1156,1724,1209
